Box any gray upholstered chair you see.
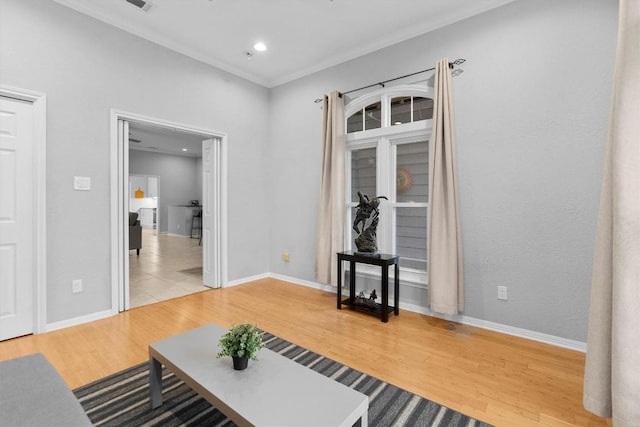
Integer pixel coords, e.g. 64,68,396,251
129,212,142,255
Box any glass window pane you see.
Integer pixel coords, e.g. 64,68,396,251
396,207,427,271
364,102,381,130
390,96,411,126
350,148,376,203
347,109,363,133
396,141,428,203
413,97,433,121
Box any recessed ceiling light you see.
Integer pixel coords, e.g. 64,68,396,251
253,42,267,52
182,148,188,152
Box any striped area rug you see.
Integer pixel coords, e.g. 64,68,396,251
73,332,492,427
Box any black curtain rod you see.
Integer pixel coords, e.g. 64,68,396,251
314,58,465,103
342,66,436,96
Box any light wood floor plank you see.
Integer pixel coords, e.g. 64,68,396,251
0,278,610,426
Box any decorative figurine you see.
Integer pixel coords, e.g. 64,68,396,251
354,289,378,309
353,191,387,254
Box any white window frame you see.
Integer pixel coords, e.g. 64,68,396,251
345,85,433,285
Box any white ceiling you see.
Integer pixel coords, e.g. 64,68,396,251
53,0,515,88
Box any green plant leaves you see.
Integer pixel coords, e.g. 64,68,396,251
216,324,265,360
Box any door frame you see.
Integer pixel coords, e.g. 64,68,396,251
0,84,47,334
109,109,228,312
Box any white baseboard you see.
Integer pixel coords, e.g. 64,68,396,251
265,273,587,353
42,273,587,353
46,309,115,333
398,301,587,352
225,272,270,288
269,273,335,292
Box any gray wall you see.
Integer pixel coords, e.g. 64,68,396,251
0,0,270,323
0,0,619,342
129,150,200,234
267,0,618,342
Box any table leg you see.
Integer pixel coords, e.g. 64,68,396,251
394,263,400,315
337,256,342,309
149,356,163,409
361,409,369,426
350,260,356,306
381,264,389,322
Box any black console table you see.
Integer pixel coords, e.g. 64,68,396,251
337,251,399,322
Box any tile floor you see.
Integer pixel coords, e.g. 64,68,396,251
129,228,207,308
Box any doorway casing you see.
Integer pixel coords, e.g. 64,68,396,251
110,109,228,312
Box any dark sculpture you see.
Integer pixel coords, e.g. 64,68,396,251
354,289,378,309
353,191,387,254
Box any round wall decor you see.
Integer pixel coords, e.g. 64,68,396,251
396,167,413,194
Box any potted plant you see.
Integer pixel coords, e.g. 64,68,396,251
217,323,265,370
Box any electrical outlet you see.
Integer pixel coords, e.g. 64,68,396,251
72,279,83,293
497,286,508,300
73,176,91,191
282,252,290,262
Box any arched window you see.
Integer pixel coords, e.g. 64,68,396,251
345,85,433,284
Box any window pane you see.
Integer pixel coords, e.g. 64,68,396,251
390,96,411,126
396,141,428,203
351,148,376,203
396,207,427,271
347,109,363,133
413,97,433,121
364,102,381,130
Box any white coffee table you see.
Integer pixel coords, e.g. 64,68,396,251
149,323,368,427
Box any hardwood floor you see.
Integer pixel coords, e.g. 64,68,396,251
0,279,610,427
129,228,206,308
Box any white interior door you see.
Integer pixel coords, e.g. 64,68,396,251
118,119,130,311
0,97,34,340
202,138,221,288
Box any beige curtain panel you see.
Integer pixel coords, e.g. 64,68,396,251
427,58,464,315
316,91,346,287
583,1,640,425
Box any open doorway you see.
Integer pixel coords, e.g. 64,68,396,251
110,110,228,312
128,122,207,308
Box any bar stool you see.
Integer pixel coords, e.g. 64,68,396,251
191,209,202,245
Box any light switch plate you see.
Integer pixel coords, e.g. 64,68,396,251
74,176,91,191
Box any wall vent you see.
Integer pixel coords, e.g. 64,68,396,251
126,0,154,12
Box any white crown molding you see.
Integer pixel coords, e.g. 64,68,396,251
268,0,517,87
52,0,270,87
53,0,516,88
